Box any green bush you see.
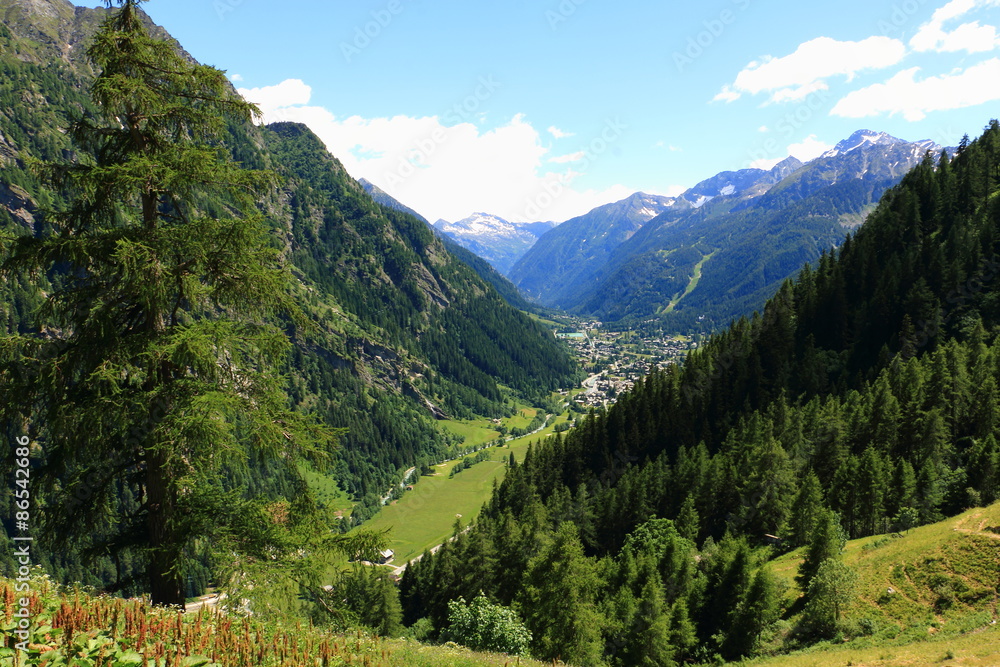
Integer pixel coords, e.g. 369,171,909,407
441,594,531,656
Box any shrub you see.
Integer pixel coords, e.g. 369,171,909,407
441,593,532,656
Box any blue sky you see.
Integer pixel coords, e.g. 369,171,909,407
125,0,1000,223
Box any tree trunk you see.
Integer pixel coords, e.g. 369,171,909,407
146,447,185,606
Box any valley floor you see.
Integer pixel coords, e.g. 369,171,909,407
359,403,577,566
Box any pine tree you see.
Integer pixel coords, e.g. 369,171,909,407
723,568,783,659
517,523,605,666
796,509,844,591
856,447,889,536
676,494,700,543
968,434,999,504
786,471,824,548
627,571,676,667
668,599,698,662
0,0,335,606
890,459,918,516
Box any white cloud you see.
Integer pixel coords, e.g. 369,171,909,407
749,135,833,169
910,0,1000,53
758,125,769,133
787,135,834,162
713,85,741,103
718,36,906,103
230,73,244,82
238,79,634,223
548,125,574,139
769,81,829,104
749,156,786,169
549,151,586,164
831,58,1000,121
912,20,999,52
238,79,312,117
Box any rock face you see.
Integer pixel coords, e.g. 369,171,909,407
0,182,35,231
0,0,189,68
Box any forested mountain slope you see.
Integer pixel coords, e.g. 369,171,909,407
358,176,536,311
0,0,576,589
403,122,1000,664
509,191,679,306
558,132,942,332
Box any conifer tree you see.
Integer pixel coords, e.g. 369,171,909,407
967,434,998,504
796,509,844,591
626,571,676,667
676,494,700,543
786,471,824,547
723,568,783,659
0,0,338,606
517,522,605,666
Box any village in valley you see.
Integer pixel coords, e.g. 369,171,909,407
555,320,699,408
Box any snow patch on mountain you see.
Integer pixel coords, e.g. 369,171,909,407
821,130,909,159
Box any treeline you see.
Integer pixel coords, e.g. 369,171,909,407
449,450,491,478
400,122,1000,663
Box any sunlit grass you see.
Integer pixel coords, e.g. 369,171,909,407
360,409,575,564
758,502,1000,666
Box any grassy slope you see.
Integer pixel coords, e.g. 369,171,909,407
362,407,576,564
663,248,717,314
748,503,1000,666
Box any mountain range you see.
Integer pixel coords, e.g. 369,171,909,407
506,129,947,330
432,213,556,274
508,191,681,307
356,126,945,335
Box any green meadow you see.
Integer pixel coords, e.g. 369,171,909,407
750,502,1000,667
360,405,577,564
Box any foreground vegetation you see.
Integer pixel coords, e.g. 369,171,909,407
2,504,996,666
752,502,1000,665
0,575,551,667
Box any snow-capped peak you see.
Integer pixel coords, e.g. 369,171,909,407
436,212,516,236
821,130,905,159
